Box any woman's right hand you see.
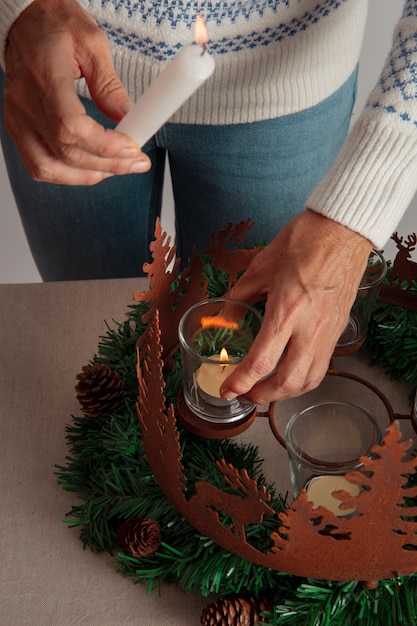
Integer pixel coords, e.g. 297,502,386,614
4,0,151,185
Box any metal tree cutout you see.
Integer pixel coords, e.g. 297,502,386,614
133,218,209,360
270,424,417,581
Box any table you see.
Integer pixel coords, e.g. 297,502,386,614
0,279,414,625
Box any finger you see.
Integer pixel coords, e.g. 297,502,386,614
227,255,268,305
13,124,149,185
5,82,151,181
220,304,292,401
10,113,151,183
36,70,140,159
77,28,134,123
242,299,349,403
243,336,332,404
43,120,151,174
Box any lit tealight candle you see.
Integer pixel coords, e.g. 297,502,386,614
306,475,360,517
196,348,239,405
116,15,215,147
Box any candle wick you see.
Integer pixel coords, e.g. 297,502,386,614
200,45,207,57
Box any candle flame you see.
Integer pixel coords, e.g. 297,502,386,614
201,316,239,330
220,348,229,362
195,15,209,47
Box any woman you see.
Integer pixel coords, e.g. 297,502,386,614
0,0,415,403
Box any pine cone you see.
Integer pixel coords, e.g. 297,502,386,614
75,363,125,418
116,517,161,558
200,595,273,626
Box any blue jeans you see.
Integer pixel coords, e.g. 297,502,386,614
0,69,357,281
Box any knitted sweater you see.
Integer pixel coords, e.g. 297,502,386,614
1,0,416,248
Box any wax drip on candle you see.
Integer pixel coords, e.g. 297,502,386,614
116,15,215,148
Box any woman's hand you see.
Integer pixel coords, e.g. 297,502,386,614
221,210,374,403
4,0,151,185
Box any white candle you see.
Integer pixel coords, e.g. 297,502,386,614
116,15,215,147
196,349,239,404
306,475,360,517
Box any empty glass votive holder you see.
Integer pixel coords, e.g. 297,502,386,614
178,298,262,423
412,390,417,435
285,401,382,516
336,249,387,352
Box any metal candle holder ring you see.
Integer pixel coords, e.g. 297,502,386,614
267,366,414,449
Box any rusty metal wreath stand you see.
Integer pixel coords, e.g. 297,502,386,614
138,313,417,589
134,220,417,589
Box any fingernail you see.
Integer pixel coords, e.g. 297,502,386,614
118,147,140,158
120,100,133,114
129,160,149,173
221,390,238,401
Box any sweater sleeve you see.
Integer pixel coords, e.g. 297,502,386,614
307,0,417,249
0,0,37,67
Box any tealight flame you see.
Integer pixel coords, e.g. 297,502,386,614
195,14,209,47
220,348,229,362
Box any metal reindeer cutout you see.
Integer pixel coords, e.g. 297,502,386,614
192,458,275,540
204,218,261,287
135,221,417,583
379,231,417,311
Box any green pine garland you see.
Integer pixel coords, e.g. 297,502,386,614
56,262,417,626
264,577,417,626
366,298,417,399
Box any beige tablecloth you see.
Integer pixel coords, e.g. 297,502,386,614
0,279,413,625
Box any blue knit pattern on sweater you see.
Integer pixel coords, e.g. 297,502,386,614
368,0,417,128
101,0,287,23
99,0,347,59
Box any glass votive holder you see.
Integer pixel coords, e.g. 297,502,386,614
285,401,382,516
336,249,387,354
412,389,417,434
178,298,262,423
